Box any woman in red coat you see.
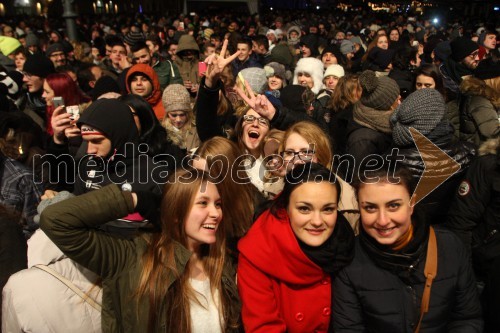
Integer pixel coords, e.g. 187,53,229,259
238,163,355,333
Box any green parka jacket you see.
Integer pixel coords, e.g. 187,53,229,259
40,184,241,333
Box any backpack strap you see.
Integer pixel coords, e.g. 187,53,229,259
34,264,102,311
414,226,438,333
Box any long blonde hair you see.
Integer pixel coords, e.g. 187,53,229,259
136,170,234,332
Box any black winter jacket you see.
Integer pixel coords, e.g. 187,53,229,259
394,133,476,223
447,142,500,274
333,227,483,333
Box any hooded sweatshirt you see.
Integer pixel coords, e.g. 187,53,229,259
125,64,165,120
75,99,164,197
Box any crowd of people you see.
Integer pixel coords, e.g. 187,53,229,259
0,6,499,333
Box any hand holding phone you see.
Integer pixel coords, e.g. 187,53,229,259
52,96,64,108
198,61,207,77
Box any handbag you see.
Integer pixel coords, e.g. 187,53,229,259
34,264,102,311
414,226,437,333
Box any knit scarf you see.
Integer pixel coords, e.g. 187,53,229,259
359,212,429,285
297,213,355,274
353,102,393,134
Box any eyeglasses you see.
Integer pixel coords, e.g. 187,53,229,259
281,149,315,161
468,50,479,58
243,114,270,127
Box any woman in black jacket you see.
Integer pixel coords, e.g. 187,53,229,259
332,165,483,332
390,89,476,223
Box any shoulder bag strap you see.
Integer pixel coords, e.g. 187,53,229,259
34,264,102,311
414,226,438,333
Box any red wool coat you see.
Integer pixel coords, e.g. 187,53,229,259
238,210,332,333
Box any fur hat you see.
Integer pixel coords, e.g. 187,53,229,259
162,84,191,113
23,54,55,78
450,37,479,62
264,62,286,80
323,64,345,79
359,70,400,110
0,36,21,56
293,57,325,94
391,89,445,146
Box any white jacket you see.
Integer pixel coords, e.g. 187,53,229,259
2,230,102,333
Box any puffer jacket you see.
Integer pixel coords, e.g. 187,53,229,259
458,77,499,146
394,128,476,223
333,227,483,332
2,229,102,333
40,184,241,333
125,64,165,120
446,138,500,271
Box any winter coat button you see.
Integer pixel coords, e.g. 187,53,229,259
322,307,331,316
295,312,304,321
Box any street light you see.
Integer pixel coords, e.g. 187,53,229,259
62,0,78,41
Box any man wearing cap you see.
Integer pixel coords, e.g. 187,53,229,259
131,41,182,91
441,37,480,97
21,54,55,129
73,99,169,233
45,42,67,68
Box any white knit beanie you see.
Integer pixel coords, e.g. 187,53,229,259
323,64,345,79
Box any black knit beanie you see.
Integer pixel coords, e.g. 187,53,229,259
391,89,445,146
23,54,55,78
359,70,400,111
450,37,478,62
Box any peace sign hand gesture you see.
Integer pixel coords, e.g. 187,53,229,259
204,39,241,88
234,79,277,121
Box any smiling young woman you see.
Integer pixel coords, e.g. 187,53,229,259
332,165,483,332
237,163,355,332
40,170,241,332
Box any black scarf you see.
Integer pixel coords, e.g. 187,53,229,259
297,213,355,274
360,211,429,285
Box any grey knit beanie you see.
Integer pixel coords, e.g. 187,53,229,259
239,67,268,94
162,84,191,113
391,89,445,146
359,70,400,110
33,191,75,224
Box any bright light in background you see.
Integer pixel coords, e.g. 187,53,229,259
316,6,320,10
433,18,439,24
270,7,273,10
23,0,29,5
494,6,500,11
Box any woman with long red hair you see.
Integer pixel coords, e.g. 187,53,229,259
41,73,90,136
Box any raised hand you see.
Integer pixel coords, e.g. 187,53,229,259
203,39,241,88
234,79,276,120
51,105,72,145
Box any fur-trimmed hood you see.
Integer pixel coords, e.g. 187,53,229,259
460,76,500,108
479,137,500,156
293,57,325,94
